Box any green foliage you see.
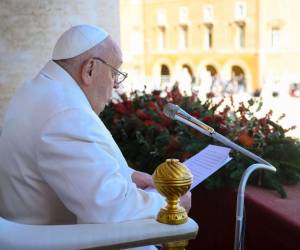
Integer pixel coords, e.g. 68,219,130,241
101,88,300,198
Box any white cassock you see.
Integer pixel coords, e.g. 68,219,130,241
0,61,165,250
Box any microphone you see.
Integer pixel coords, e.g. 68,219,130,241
163,103,215,136
163,103,272,166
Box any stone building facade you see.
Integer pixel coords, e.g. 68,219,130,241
121,0,300,97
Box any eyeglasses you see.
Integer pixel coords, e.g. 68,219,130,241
93,57,128,85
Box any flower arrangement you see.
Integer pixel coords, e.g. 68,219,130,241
101,87,300,197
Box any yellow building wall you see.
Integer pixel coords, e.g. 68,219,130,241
259,0,300,93
121,0,300,93
142,0,259,91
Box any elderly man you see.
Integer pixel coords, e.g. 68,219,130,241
0,24,191,249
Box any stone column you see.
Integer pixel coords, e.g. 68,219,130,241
0,0,120,125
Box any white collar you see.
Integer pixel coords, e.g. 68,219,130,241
40,60,92,110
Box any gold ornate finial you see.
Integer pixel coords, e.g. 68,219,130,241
153,159,192,225
153,159,193,250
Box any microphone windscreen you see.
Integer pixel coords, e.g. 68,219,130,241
163,103,180,119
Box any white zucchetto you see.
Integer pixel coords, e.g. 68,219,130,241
52,24,109,60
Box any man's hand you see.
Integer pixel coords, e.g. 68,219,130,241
131,171,155,189
132,171,191,213
180,191,192,214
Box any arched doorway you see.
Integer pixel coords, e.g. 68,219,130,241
205,65,223,95
160,64,170,83
222,60,252,93
231,65,246,92
232,65,244,77
182,64,196,85
178,64,195,95
153,59,173,90
182,64,194,78
206,65,217,77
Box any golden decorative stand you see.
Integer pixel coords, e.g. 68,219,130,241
153,159,193,250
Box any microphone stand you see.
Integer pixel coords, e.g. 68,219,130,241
234,164,276,250
174,113,277,249
175,115,271,165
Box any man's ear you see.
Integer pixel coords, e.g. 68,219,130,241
81,58,95,86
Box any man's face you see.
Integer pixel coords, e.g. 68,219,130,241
91,40,123,113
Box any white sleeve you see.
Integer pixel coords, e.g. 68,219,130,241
127,166,136,177
36,109,165,223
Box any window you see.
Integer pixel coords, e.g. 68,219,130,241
235,1,247,20
179,6,189,24
157,8,166,26
158,26,166,49
204,25,213,49
179,25,188,49
203,5,214,23
271,28,280,49
236,24,245,48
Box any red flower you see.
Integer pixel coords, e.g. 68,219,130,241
155,111,171,128
218,126,228,135
155,96,165,109
213,115,225,124
124,100,133,111
203,116,213,123
238,133,255,147
144,120,156,126
148,101,158,112
239,115,248,126
152,90,161,97
114,103,127,114
202,115,225,124
191,111,201,119
162,117,172,128
259,117,267,126
168,86,183,102
136,109,151,120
